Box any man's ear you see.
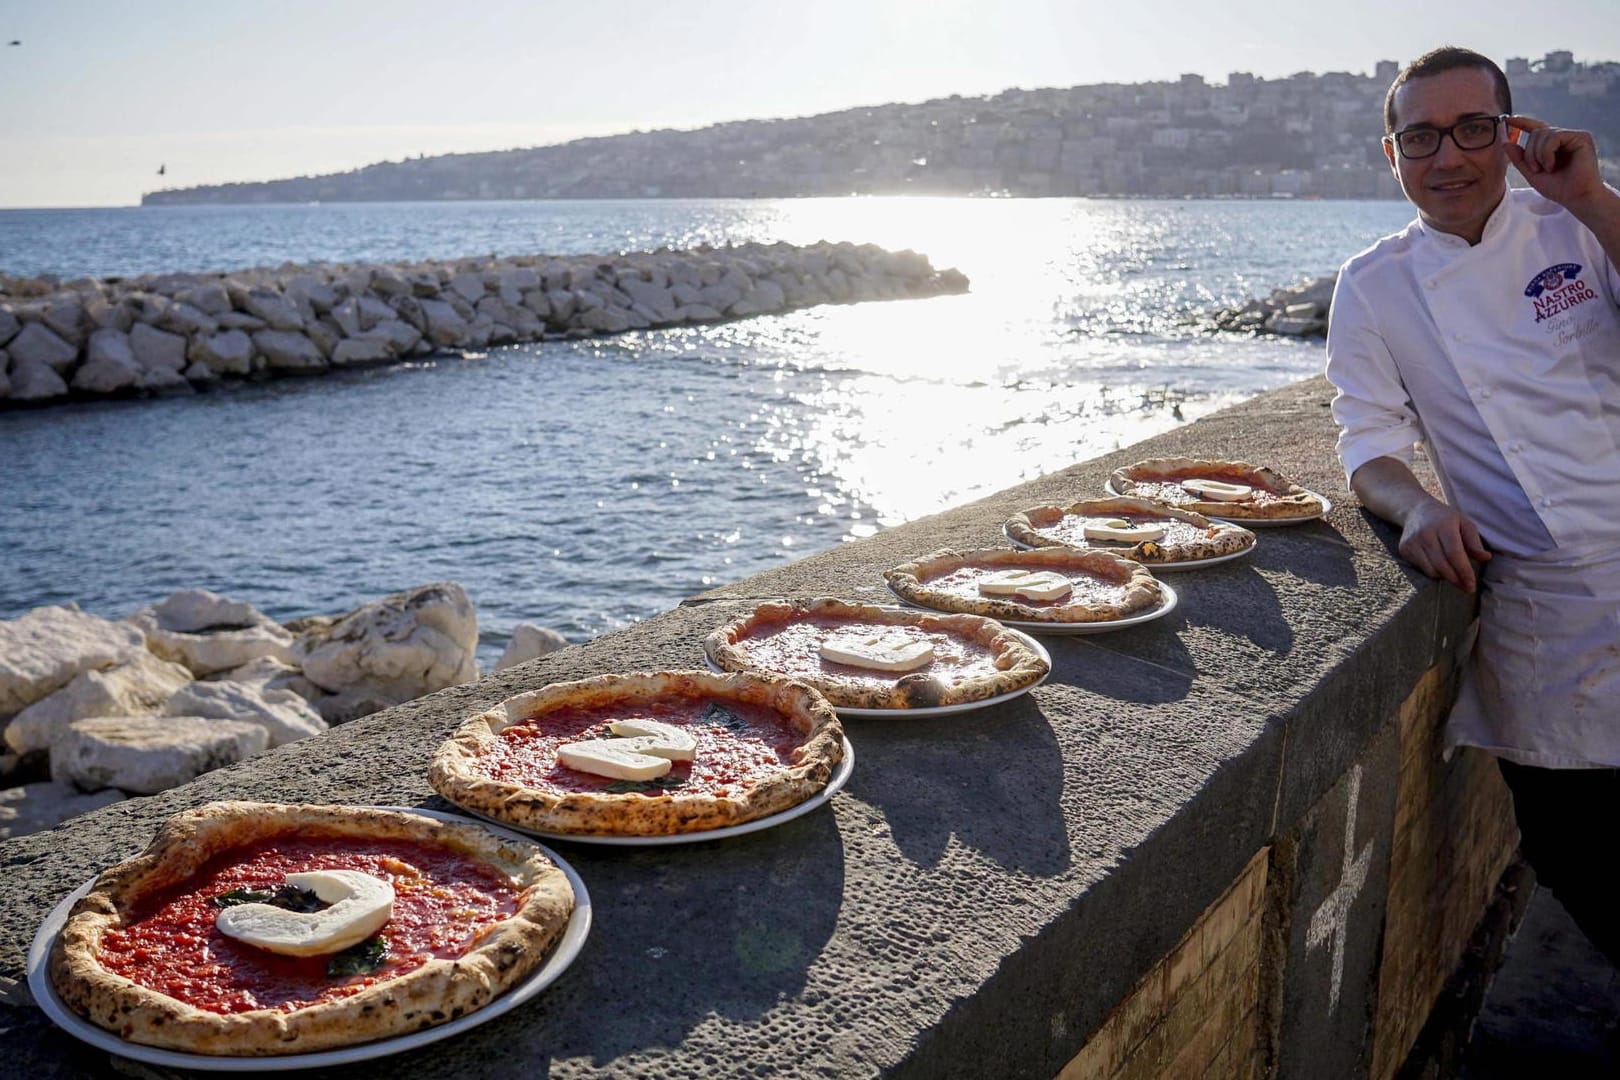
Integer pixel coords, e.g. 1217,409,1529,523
1381,137,1398,174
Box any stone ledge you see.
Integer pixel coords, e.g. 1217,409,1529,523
0,375,1479,1078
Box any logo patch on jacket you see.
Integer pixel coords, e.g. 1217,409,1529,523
1525,263,1597,322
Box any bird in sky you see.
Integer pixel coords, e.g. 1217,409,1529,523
6,40,20,46
157,164,166,176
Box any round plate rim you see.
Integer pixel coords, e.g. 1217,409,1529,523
885,580,1179,635
459,736,855,846
25,807,592,1072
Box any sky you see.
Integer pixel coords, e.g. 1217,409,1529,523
2,0,1618,208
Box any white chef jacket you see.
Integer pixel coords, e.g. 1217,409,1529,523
1325,186,1620,767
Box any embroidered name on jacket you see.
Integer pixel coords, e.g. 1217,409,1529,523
1525,263,1598,322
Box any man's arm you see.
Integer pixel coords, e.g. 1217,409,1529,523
1506,117,1620,268
1350,456,1491,593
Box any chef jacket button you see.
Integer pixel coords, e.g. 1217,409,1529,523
1453,333,1466,342
1541,497,1553,508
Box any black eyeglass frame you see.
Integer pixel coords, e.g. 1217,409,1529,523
1384,114,1510,160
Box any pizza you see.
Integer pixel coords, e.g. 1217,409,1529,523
429,669,845,837
48,802,574,1056
1109,457,1328,520
703,597,1048,710
884,546,1164,624
1005,496,1256,564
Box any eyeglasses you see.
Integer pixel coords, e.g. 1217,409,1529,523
1386,114,1508,160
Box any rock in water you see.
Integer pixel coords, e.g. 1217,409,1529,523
6,651,193,755
494,623,569,672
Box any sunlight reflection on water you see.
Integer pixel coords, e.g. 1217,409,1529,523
0,197,1416,658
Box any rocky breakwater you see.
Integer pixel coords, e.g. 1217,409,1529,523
0,242,970,406
1208,272,1337,337
0,584,565,838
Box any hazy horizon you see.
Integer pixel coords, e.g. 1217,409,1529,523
3,0,1618,209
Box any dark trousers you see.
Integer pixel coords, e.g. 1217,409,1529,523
1498,759,1620,970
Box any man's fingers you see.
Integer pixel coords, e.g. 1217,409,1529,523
1460,519,1492,562
1436,527,1477,592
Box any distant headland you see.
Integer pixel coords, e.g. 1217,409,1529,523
143,51,1618,207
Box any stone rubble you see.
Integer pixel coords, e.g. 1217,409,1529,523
1208,273,1337,337
0,583,569,837
0,243,971,408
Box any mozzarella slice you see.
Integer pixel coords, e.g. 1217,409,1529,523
607,719,697,761
1182,478,1254,502
977,569,1073,601
558,739,673,780
215,870,394,957
1084,518,1167,542
819,632,935,672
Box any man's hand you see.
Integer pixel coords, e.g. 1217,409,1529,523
1396,497,1492,593
1505,116,1606,212
1350,456,1492,593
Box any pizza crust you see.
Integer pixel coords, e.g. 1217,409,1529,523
1005,496,1256,563
430,669,844,837
49,802,574,1056
1109,456,1327,520
885,547,1163,623
704,597,1049,709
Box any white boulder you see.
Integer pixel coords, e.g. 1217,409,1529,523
189,329,254,375
0,781,125,840
296,582,479,711
494,623,569,672
51,715,269,794
129,322,188,374
163,679,327,747
71,329,142,393
7,321,78,373
215,655,323,703
130,594,295,677
252,329,326,371
6,651,194,755
0,606,147,716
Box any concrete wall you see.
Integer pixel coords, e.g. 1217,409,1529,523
0,376,1518,1078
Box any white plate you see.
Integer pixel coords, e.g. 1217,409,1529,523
1102,478,1332,526
707,627,1052,718
887,581,1179,636
1001,524,1256,571
26,807,592,1072
462,736,855,847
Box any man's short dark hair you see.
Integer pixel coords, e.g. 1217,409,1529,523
1384,47,1513,133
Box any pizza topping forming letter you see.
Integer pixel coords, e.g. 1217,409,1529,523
556,738,675,781
1180,478,1253,502
214,869,394,958
606,719,698,760
1084,518,1167,543
818,632,936,672
976,569,1074,602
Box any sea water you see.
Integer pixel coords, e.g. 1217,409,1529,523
0,197,1414,663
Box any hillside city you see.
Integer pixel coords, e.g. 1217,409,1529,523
145,50,1619,205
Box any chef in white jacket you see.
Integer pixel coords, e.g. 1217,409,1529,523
1325,45,1620,965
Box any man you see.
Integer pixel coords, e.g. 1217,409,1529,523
1325,46,1620,965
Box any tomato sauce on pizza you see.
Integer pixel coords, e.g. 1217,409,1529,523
479,698,803,798
98,838,521,1015
918,566,1134,609
1039,514,1214,550
737,615,1001,689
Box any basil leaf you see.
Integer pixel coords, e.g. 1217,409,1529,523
605,776,688,794
327,935,389,977
212,885,327,913
700,702,747,733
